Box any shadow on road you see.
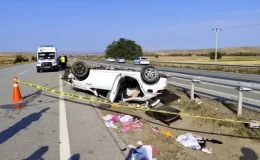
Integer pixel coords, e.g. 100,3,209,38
240,147,259,160
23,146,49,160
0,107,50,144
0,83,64,110
70,153,80,160
40,93,260,140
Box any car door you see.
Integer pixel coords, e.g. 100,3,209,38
108,74,123,102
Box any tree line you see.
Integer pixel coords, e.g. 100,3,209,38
104,37,260,60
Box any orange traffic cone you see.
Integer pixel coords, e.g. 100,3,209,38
11,76,23,103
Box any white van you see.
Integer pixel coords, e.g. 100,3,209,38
36,45,59,72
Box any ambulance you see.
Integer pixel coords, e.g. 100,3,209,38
36,45,59,72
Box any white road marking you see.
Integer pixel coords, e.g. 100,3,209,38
0,66,21,72
59,74,71,160
18,70,27,75
0,63,32,72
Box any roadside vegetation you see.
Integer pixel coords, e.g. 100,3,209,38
105,38,143,59
0,52,36,67
151,61,260,75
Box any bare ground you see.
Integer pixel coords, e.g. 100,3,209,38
99,86,260,160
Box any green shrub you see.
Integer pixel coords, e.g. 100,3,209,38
209,51,223,59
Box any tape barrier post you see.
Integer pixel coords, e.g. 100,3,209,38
15,79,260,125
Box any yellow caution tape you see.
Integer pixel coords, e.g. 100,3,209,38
16,79,260,125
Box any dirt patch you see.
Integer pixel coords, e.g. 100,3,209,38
98,86,260,160
100,108,195,160
167,86,260,138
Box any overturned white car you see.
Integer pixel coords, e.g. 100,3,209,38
65,61,168,106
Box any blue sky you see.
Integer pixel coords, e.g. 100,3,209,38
1,0,260,52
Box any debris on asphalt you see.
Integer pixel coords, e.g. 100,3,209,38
126,141,157,160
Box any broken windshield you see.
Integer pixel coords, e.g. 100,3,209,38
38,52,56,60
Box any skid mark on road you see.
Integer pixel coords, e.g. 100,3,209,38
59,73,71,160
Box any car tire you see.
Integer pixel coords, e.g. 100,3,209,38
37,69,40,73
141,66,159,84
71,61,89,80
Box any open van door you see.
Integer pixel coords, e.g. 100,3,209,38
108,74,123,102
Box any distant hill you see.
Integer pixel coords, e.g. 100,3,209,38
143,46,260,56
1,46,260,56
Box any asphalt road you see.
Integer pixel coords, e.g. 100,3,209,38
0,63,126,160
92,60,260,83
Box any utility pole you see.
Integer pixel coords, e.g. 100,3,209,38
212,28,222,63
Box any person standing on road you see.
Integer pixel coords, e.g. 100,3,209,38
64,55,68,69
57,55,61,70
59,55,66,70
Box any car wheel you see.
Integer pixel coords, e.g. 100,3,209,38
37,69,40,73
71,61,89,80
141,66,159,84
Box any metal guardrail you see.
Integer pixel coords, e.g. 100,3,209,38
73,60,260,115
156,61,260,68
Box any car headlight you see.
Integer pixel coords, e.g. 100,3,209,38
53,62,57,65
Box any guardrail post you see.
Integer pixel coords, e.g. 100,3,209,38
237,87,243,116
191,81,195,100
190,79,201,100
237,87,252,116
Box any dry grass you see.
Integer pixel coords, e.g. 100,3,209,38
100,108,195,160
136,56,260,74
144,46,260,56
0,52,34,67
167,86,260,138
152,62,260,75
147,56,260,64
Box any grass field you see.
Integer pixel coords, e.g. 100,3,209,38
146,56,260,65
124,56,260,74
144,46,260,56
0,52,34,67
